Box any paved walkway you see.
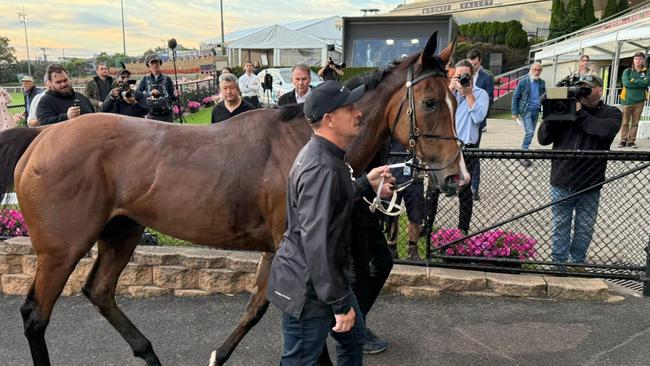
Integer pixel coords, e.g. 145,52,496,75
1,288,649,366
481,117,650,151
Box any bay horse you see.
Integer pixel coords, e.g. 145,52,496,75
0,32,463,366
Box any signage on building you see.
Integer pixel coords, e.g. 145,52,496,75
421,0,494,15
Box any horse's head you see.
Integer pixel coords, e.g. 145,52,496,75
387,32,468,196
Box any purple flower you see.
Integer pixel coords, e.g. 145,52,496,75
0,209,28,237
431,228,536,260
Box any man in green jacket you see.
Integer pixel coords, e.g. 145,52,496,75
619,52,649,148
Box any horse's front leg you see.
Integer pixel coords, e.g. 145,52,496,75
210,251,274,366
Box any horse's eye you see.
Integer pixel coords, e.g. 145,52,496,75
423,99,437,110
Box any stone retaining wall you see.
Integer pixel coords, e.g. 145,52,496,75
0,237,610,301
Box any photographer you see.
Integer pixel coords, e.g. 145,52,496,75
102,70,147,117
137,54,177,122
318,57,344,81
537,75,621,264
429,60,489,235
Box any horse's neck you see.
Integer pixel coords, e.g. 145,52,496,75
347,73,405,172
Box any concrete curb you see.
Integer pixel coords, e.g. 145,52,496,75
0,237,611,301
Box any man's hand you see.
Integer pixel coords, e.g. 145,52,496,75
111,87,121,98
366,166,394,196
576,101,582,112
150,89,160,97
332,307,355,333
67,106,81,120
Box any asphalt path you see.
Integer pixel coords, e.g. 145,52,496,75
2,288,650,366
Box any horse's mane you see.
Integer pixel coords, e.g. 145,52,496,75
279,103,304,122
278,51,446,122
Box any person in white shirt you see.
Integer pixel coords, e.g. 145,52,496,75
238,62,261,108
27,74,50,127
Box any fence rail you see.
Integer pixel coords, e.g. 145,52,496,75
390,149,650,284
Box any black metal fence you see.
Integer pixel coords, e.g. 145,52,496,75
178,79,217,107
390,149,650,282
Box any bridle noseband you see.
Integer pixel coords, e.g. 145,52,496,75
390,64,464,172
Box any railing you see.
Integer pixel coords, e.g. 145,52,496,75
529,0,650,57
389,150,650,285
177,78,218,108
492,65,530,101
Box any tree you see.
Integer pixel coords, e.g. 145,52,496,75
566,0,585,33
549,0,568,39
0,36,18,83
603,0,619,19
618,0,629,12
582,0,598,27
505,27,529,49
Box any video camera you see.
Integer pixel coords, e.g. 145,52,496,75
147,83,172,115
118,79,137,100
542,74,592,121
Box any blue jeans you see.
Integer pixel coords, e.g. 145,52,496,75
280,294,366,366
550,186,601,263
521,110,539,150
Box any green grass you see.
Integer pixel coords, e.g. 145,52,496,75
8,92,24,107
183,106,213,125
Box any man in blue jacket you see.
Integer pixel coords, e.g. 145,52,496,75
467,50,494,200
512,62,545,167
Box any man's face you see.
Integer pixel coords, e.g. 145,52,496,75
468,57,481,75
292,69,311,96
97,65,109,78
50,71,74,96
327,103,363,140
578,84,602,107
148,60,161,74
220,81,240,103
530,64,543,79
244,63,253,73
21,80,34,92
633,55,645,69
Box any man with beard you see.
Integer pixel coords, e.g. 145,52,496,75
512,62,545,167
537,75,621,264
36,64,94,125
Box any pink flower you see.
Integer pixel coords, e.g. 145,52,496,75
431,228,536,260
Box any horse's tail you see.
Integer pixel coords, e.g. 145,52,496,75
0,127,41,202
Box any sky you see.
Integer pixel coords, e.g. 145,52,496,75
1,0,402,61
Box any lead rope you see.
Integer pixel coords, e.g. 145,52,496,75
363,162,418,216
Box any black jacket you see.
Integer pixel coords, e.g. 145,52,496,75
36,91,94,125
102,91,148,117
267,135,374,319
277,87,311,106
537,101,622,192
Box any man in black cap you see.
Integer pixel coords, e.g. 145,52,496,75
538,74,621,264
103,69,147,118
267,80,394,366
137,54,177,122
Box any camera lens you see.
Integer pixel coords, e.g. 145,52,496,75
551,101,568,114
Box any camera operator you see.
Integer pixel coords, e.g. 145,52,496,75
137,54,177,122
318,57,344,81
537,75,621,265
103,70,147,117
429,60,489,235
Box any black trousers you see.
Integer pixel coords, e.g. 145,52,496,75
429,155,477,233
350,218,393,318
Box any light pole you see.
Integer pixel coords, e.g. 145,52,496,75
18,10,31,76
120,0,127,55
220,0,225,55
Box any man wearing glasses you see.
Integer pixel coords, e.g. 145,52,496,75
512,62,546,167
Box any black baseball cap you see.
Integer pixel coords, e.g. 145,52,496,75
304,81,365,123
119,69,131,77
577,74,603,88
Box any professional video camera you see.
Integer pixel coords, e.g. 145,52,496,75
147,83,172,115
542,75,592,121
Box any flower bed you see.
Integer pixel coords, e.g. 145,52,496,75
187,101,201,113
0,209,28,237
431,228,537,260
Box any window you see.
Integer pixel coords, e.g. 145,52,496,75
351,38,427,67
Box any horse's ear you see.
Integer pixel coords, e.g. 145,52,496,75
438,38,456,66
418,31,438,68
